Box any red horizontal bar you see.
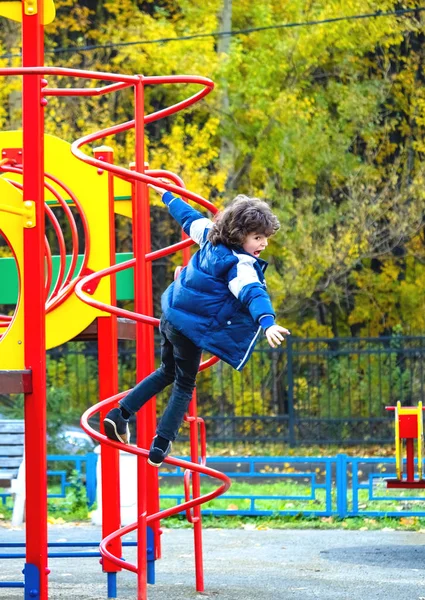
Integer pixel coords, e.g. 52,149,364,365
147,238,194,261
386,479,425,489
385,405,425,411
143,75,215,86
0,66,139,83
43,80,134,97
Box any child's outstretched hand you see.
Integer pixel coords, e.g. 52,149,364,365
148,181,167,196
265,324,290,348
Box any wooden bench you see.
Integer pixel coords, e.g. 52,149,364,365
0,419,25,525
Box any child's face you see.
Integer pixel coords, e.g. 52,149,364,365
242,232,269,258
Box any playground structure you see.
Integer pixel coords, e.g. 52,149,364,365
0,2,230,599
386,401,425,489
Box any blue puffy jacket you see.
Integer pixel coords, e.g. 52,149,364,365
161,192,276,370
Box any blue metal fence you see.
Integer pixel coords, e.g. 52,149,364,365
0,453,98,508
161,456,334,517
2,453,425,519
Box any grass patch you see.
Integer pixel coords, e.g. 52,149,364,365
160,479,328,513
159,477,425,515
162,513,425,531
170,442,396,458
3,449,424,529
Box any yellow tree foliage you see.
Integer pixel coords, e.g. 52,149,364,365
1,0,425,336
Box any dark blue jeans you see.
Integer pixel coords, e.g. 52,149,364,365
120,315,202,442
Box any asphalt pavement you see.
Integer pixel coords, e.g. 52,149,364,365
1,523,425,599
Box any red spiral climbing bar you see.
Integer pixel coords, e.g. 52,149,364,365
65,70,227,598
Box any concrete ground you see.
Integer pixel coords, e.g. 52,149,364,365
1,523,425,599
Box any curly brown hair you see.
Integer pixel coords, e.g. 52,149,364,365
207,195,280,247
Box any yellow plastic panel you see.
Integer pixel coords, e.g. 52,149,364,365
0,131,113,349
113,176,132,218
0,0,56,24
0,179,25,369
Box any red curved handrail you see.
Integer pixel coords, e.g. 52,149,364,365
43,204,67,302
74,260,220,372
1,165,91,311
43,171,91,302
81,396,230,573
0,66,140,83
44,235,53,297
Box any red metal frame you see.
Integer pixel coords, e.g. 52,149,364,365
1,11,230,599
21,2,49,599
93,146,122,576
133,79,150,597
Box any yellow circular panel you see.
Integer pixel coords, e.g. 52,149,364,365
0,130,113,349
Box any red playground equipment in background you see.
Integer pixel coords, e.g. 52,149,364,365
0,2,230,599
386,401,425,489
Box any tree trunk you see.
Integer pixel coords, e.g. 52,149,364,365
217,0,234,180
217,0,232,55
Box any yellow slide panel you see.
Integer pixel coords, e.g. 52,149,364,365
0,131,112,349
0,179,25,370
0,0,56,24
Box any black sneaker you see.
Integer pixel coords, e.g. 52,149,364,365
103,408,130,444
147,436,172,467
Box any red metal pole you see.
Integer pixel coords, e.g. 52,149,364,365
188,391,205,591
181,194,204,590
21,1,48,598
406,439,415,482
137,511,148,600
138,160,160,558
133,77,149,600
94,146,122,575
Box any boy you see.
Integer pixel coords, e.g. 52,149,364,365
104,187,290,465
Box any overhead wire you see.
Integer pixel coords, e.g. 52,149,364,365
0,6,424,60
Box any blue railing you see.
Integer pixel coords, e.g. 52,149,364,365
2,453,425,518
161,456,333,516
0,453,98,507
154,455,425,518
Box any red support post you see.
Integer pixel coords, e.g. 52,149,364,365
137,511,148,600
94,146,122,574
181,209,205,590
187,391,205,592
139,162,160,556
133,77,149,600
21,1,48,598
406,438,415,482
